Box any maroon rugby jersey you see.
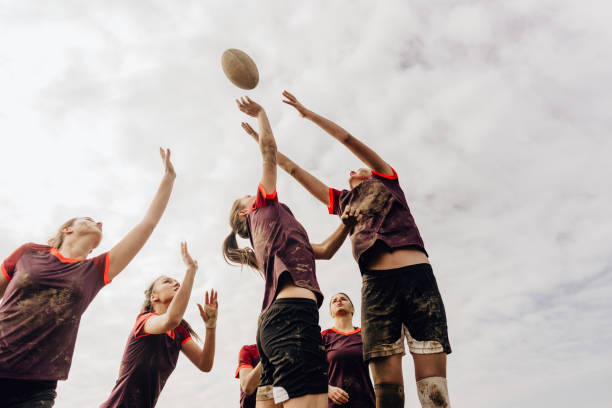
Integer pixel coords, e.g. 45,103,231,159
234,344,260,408
322,328,375,408
328,168,427,267
0,243,110,380
246,184,323,311
100,312,192,408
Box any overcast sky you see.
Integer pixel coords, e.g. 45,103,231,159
1,1,610,407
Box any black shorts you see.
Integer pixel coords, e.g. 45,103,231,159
0,378,57,408
361,263,451,361
256,298,328,404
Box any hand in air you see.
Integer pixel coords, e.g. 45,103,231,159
159,147,176,179
236,96,263,117
341,205,363,227
181,242,198,273
241,122,259,142
328,385,349,405
282,90,309,117
198,289,218,329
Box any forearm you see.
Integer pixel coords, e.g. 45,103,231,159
312,223,350,260
305,110,351,144
257,110,277,161
277,152,328,205
305,110,392,174
166,269,195,325
242,363,262,394
198,327,216,372
141,174,175,228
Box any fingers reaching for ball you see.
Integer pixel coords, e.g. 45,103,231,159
241,122,259,141
236,96,263,117
282,90,309,118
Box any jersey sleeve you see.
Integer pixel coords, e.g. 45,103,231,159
371,167,398,181
328,188,347,215
134,312,158,338
175,324,193,346
251,183,278,211
91,252,111,285
1,243,33,281
235,345,256,378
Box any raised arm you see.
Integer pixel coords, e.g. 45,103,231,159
282,91,393,176
311,206,362,260
237,97,277,193
239,362,262,395
241,122,329,205
182,289,218,372
107,148,176,281
144,242,198,334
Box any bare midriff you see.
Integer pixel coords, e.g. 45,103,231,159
363,247,429,270
276,280,317,302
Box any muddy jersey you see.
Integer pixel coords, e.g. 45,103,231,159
234,344,260,408
101,312,192,408
322,328,375,408
328,168,427,267
0,243,110,380
246,184,323,311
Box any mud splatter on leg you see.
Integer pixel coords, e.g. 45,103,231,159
416,377,450,408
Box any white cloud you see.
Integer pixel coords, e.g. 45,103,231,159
1,0,610,406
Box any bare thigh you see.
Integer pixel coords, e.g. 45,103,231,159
412,352,446,381
369,353,404,385
256,399,283,408
282,393,327,408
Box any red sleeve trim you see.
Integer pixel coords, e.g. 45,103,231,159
371,166,397,179
235,363,254,378
1,264,11,281
134,312,158,338
258,183,277,199
181,336,192,346
103,253,111,285
327,188,334,214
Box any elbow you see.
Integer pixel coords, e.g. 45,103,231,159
200,364,212,373
243,384,257,396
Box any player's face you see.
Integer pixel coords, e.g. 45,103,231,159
153,276,180,303
330,293,354,317
348,168,370,189
71,217,103,247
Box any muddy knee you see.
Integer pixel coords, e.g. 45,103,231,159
416,377,449,408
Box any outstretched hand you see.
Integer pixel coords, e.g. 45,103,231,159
159,147,176,179
198,289,218,329
241,122,259,142
341,205,363,227
282,90,310,118
181,242,198,273
236,96,263,117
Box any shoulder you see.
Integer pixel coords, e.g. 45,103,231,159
321,328,335,339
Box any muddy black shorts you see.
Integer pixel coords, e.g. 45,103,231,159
256,298,328,404
0,378,57,407
361,263,451,362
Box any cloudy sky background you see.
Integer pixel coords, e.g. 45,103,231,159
1,0,610,406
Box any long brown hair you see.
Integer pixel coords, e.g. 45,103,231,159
141,278,201,343
48,218,78,249
222,198,258,270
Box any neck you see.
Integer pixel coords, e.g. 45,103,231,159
152,302,169,314
58,237,95,260
333,314,354,332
